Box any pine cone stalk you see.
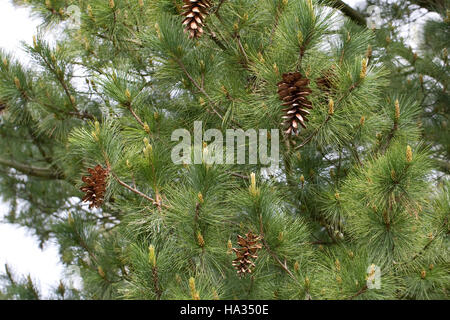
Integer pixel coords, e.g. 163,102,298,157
277,72,313,135
232,232,263,276
80,165,109,209
181,0,212,39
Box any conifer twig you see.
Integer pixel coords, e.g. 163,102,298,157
205,27,227,51
262,3,283,53
329,0,367,26
212,0,227,15
152,266,162,300
174,58,225,121
0,157,64,179
295,81,360,150
111,172,169,209
348,284,368,299
125,102,146,129
259,214,296,281
228,171,250,180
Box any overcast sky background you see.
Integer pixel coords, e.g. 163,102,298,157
0,0,417,298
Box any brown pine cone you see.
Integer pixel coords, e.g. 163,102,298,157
181,0,212,39
232,232,263,276
80,165,109,209
277,72,313,135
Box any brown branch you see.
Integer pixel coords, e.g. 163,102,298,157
67,111,95,121
349,284,368,299
409,0,447,13
236,34,250,68
212,0,227,15
205,26,227,51
125,102,146,128
0,157,64,179
228,171,250,180
329,0,367,26
38,51,78,112
262,4,283,54
111,172,169,209
174,58,226,122
152,266,162,300
295,82,360,150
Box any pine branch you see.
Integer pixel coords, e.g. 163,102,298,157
0,157,64,179
329,0,367,26
205,26,227,51
348,284,368,299
295,80,361,150
36,49,78,112
261,2,284,54
435,159,450,173
212,0,228,15
4,264,16,286
228,171,250,180
68,111,95,121
259,214,296,281
111,172,169,209
124,101,146,128
235,33,250,68
152,266,162,300
409,0,447,13
26,275,40,300
174,58,225,122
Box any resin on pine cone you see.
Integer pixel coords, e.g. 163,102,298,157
232,232,263,276
277,72,313,135
80,165,109,209
181,0,212,39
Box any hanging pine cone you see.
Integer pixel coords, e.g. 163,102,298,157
232,232,263,276
80,165,109,209
277,72,313,135
181,0,212,39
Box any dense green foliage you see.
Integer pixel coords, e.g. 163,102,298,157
365,0,450,174
0,0,448,300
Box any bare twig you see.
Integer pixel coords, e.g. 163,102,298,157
111,172,169,209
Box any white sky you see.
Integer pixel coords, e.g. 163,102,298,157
0,0,63,298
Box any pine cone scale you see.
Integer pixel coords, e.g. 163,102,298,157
181,0,211,39
232,232,262,276
80,165,109,209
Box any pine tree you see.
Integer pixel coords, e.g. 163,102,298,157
0,0,448,300
334,0,450,175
